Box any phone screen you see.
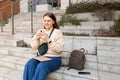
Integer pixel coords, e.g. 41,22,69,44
78,72,91,75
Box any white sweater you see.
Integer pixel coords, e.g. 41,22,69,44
31,28,64,57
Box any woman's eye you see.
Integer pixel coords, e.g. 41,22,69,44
44,20,51,22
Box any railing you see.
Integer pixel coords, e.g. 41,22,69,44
0,0,60,34
30,0,59,33
29,0,40,33
0,0,17,34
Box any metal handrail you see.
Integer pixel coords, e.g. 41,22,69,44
0,0,17,34
0,0,58,34
30,0,41,33
30,0,56,33
0,1,11,32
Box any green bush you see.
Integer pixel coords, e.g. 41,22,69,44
66,1,120,14
113,17,120,32
93,17,120,37
63,32,89,36
58,14,87,26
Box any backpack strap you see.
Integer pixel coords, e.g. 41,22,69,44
80,48,88,54
80,48,85,53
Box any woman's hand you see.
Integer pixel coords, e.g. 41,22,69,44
40,31,49,42
34,29,43,40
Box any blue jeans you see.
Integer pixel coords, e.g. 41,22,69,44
23,57,61,80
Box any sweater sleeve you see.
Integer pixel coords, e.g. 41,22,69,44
48,30,64,53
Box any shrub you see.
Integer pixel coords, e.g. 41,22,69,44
113,17,120,33
93,26,120,37
58,14,87,26
63,32,89,36
66,1,120,21
66,1,120,14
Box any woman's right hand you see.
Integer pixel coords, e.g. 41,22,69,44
35,29,42,40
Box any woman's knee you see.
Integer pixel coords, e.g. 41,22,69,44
37,62,47,69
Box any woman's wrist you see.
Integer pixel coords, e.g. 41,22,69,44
47,38,52,44
48,40,52,44
34,34,40,40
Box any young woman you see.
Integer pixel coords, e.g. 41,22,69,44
23,12,64,80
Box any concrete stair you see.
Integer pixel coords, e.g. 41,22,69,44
3,10,64,33
0,46,120,80
61,21,114,36
2,11,114,36
0,10,120,80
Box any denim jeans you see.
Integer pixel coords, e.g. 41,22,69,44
23,57,61,80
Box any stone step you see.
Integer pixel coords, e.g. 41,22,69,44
0,39,17,47
0,32,33,45
0,47,35,58
64,36,120,54
0,32,13,39
97,37,120,46
0,47,120,74
3,21,42,33
97,45,120,58
0,66,23,80
15,10,64,18
61,21,113,29
4,21,114,34
0,33,120,56
3,11,114,34
0,65,120,80
81,21,114,27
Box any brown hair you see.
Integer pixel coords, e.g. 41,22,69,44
43,12,59,29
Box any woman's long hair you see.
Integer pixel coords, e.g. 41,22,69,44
43,12,59,29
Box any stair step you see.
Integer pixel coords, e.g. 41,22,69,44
0,32,13,39
0,65,120,80
97,45,120,58
0,55,28,71
0,46,120,74
0,47,36,58
0,39,17,47
81,21,114,26
97,37,120,46
0,66,23,80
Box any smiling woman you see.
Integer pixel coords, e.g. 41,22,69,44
23,12,64,80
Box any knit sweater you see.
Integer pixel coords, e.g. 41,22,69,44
31,28,64,57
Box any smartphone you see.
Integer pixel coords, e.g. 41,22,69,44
78,72,91,75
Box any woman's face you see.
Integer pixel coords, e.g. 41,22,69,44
43,16,55,30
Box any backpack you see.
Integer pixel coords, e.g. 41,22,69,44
67,48,86,70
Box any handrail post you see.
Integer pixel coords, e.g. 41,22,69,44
31,5,33,33
11,1,14,34
30,0,47,33
0,10,3,32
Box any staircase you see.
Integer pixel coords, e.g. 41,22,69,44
0,10,120,80
3,10,65,33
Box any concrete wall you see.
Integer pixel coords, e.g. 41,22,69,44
63,36,97,54
63,36,120,55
